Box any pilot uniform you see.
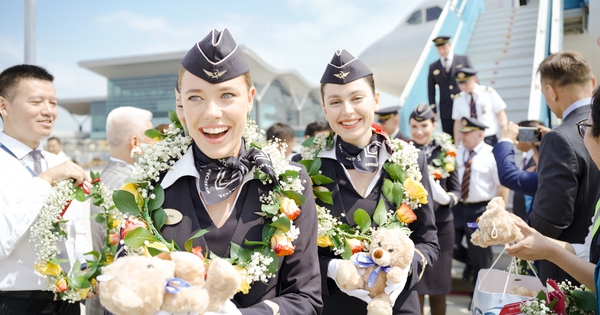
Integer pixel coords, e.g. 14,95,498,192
427,36,473,139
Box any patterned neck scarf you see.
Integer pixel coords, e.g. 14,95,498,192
335,125,389,173
192,140,277,204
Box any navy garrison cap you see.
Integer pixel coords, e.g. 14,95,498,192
460,117,488,132
181,28,250,83
410,103,435,122
455,68,478,83
433,36,451,47
376,105,401,122
320,49,372,84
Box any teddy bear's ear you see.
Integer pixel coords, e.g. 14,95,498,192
157,252,172,261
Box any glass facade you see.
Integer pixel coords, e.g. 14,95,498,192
91,73,324,139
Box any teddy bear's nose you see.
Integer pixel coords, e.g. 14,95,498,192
373,248,383,259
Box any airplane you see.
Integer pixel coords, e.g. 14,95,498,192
359,0,597,133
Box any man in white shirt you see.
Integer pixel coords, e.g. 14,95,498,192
452,117,503,291
0,65,90,314
87,106,153,315
452,68,508,146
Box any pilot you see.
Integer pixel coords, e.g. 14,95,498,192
375,105,410,141
427,35,473,140
451,68,508,146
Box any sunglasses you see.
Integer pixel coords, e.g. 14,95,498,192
576,118,594,138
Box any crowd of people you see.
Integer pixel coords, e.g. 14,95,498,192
0,26,599,315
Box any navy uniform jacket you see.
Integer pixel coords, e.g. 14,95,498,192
529,105,600,284
294,140,439,315
415,144,460,223
427,55,473,119
159,150,323,315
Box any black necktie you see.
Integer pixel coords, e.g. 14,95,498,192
461,150,475,201
469,93,477,118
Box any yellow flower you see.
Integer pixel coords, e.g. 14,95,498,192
119,183,144,206
279,198,301,220
445,163,455,173
403,178,428,204
90,278,98,287
79,287,91,300
106,254,114,264
317,235,333,247
110,219,122,229
35,262,62,276
234,265,250,294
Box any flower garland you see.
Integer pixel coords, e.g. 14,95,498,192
428,132,457,180
113,112,304,294
301,125,427,259
31,174,116,302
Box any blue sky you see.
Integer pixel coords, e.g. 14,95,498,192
0,1,418,131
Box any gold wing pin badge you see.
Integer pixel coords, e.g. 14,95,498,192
456,64,463,69
333,71,350,80
433,69,440,75
203,68,228,80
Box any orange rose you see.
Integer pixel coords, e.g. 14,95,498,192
108,233,120,245
396,203,417,224
120,218,148,238
346,238,364,254
270,232,295,256
446,150,457,157
432,169,443,180
55,278,68,293
279,198,301,221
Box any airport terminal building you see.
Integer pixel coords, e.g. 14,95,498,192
62,47,324,140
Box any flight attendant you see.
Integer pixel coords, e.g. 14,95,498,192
297,49,439,315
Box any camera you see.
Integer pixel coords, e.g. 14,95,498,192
517,127,541,142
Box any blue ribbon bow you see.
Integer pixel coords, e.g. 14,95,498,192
352,253,392,288
165,277,192,294
467,222,480,230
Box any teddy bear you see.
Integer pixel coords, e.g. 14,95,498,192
471,197,524,248
98,252,241,315
335,228,415,315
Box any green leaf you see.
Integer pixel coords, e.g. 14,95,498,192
123,227,156,249
338,224,353,232
547,299,558,309
373,199,388,227
392,182,405,207
152,208,167,230
298,160,312,173
536,290,546,301
67,276,91,289
238,247,254,263
301,136,315,146
271,216,291,232
184,229,208,252
341,242,352,260
354,209,371,233
283,190,306,206
387,163,406,182
280,170,299,181
146,242,170,256
314,190,333,205
147,185,165,211
49,257,69,265
571,290,597,311
331,234,343,250
84,250,100,259
262,225,275,243
112,190,141,216
382,179,394,203
168,109,181,126
244,239,268,246
74,187,86,202
91,213,106,224
265,250,279,274
230,242,243,260
311,174,334,185
261,203,280,216
308,158,322,176
145,128,164,140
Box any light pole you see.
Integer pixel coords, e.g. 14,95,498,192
24,0,36,64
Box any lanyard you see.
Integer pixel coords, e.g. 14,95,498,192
0,143,47,177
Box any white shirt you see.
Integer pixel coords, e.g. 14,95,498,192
441,52,454,71
452,84,507,137
0,132,90,291
456,141,500,203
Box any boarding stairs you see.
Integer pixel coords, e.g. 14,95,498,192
466,1,541,123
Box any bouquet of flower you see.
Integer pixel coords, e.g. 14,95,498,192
519,279,596,315
428,132,457,180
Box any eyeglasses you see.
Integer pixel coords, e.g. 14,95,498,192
576,118,594,138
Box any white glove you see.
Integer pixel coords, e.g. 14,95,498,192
204,300,242,315
384,265,411,306
328,259,370,303
428,176,450,205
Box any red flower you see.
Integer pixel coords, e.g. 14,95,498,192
346,238,364,254
371,123,389,139
271,232,295,256
546,279,566,315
